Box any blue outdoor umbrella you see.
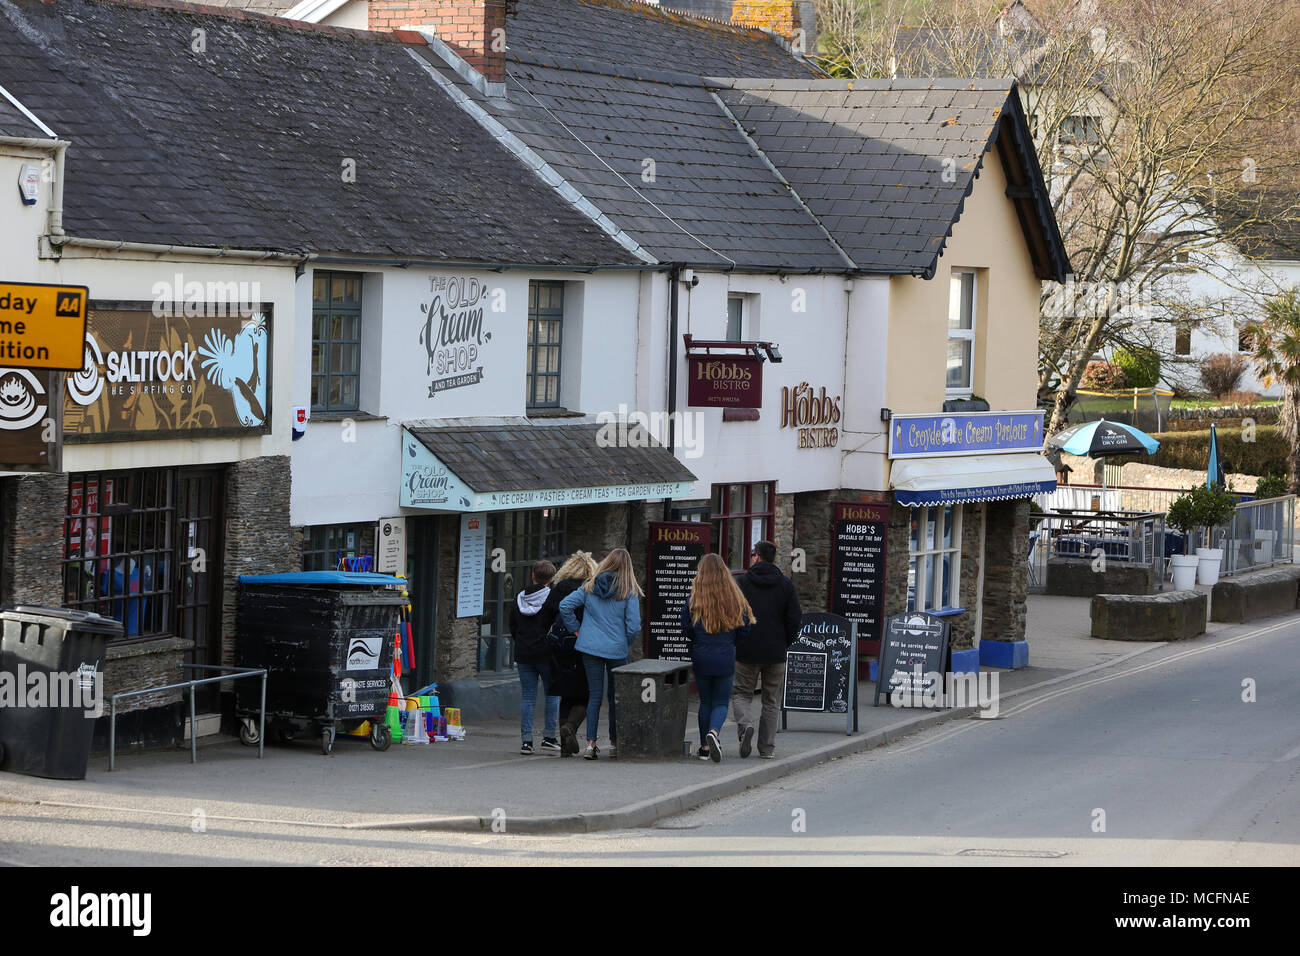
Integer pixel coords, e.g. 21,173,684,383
1046,419,1161,493
1207,423,1225,489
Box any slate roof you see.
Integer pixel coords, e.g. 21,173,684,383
712,77,1070,280
0,0,639,266
0,92,49,138
505,0,819,80
1212,191,1300,262
408,419,698,492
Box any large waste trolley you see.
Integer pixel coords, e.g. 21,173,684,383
235,572,407,755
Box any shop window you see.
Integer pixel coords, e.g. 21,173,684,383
479,508,567,675
62,470,176,639
1175,327,1192,356
527,281,564,409
302,523,376,571
710,482,775,571
947,271,976,394
726,295,744,341
907,505,962,612
311,270,363,412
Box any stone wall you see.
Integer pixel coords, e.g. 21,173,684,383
433,513,477,683
103,636,194,714
791,488,892,614
949,503,983,650
0,473,67,608
981,498,1030,642
219,456,300,667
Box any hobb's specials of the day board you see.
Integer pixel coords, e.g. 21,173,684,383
829,501,888,656
645,521,710,661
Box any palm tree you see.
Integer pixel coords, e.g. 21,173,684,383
1245,288,1300,494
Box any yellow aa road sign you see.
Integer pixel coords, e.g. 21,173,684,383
0,280,89,371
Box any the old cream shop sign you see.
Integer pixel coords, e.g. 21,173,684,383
780,380,841,449
419,275,501,397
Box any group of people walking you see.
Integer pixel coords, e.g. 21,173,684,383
512,540,801,763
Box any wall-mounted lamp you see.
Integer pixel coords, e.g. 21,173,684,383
880,407,892,422
762,344,782,363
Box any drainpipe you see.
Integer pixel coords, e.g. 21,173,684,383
663,264,682,521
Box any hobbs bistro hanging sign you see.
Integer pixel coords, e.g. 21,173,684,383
686,355,762,408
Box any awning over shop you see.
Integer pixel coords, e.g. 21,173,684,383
400,419,697,513
890,453,1057,507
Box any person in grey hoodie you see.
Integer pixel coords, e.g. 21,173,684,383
509,560,559,755
558,548,643,759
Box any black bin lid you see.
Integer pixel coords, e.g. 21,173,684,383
2,605,125,636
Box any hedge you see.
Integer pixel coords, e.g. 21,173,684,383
1148,426,1289,477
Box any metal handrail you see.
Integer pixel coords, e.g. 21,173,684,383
108,663,266,771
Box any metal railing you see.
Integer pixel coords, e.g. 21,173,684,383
1040,483,1251,517
1204,495,1296,577
1028,510,1166,594
108,663,266,771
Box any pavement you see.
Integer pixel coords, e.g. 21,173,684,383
0,591,1230,836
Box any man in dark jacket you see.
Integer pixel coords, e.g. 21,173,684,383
732,541,802,758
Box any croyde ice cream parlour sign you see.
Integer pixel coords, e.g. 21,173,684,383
419,275,496,398
63,306,270,441
889,410,1043,459
686,355,762,408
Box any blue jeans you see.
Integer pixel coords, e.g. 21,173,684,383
519,659,559,741
697,673,734,748
582,653,628,744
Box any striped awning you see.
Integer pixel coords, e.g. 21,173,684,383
890,453,1057,507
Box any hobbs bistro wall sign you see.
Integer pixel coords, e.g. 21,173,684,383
829,501,888,658
64,305,270,441
419,275,492,397
686,355,762,408
781,381,841,449
645,521,710,661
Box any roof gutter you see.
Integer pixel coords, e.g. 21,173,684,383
43,235,310,264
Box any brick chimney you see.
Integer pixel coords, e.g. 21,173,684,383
728,1,814,53
369,0,508,83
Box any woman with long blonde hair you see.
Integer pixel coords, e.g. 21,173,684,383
682,552,754,763
541,551,599,756
558,548,644,759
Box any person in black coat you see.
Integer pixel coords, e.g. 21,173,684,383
540,551,598,757
683,552,754,763
510,560,558,754
731,540,802,758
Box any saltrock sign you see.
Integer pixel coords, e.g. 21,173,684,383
63,305,271,441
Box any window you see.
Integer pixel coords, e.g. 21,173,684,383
527,281,564,408
1175,327,1192,356
710,482,775,571
1060,115,1101,145
63,472,174,638
907,505,962,612
479,508,567,674
312,271,362,412
302,523,376,571
947,271,976,393
726,295,744,341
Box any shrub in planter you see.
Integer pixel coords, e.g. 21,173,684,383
1166,492,1199,554
1198,352,1247,399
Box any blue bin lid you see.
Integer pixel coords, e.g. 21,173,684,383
238,572,406,587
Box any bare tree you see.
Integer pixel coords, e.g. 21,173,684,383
815,0,1300,432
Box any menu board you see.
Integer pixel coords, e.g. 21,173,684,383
644,521,710,661
456,513,486,618
829,501,889,657
875,611,950,707
782,651,828,712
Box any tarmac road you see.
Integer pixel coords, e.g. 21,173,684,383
1,615,1298,867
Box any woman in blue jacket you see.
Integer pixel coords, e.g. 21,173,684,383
558,548,643,760
682,552,754,763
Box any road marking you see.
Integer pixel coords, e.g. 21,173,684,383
1275,742,1300,763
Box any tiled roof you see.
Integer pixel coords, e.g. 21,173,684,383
0,93,50,138
1213,191,1300,262
454,52,850,270
712,77,1069,279
408,419,698,492
506,0,818,80
191,0,293,14
0,0,639,266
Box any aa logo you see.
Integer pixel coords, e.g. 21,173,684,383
55,291,83,316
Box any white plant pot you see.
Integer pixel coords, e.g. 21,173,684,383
1195,547,1223,586
1170,554,1199,590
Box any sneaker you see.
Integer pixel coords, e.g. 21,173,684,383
759,751,775,760
739,725,755,759
697,746,711,761
583,743,599,760
540,737,561,751
519,741,534,755
706,731,722,763
560,725,579,756
607,745,617,760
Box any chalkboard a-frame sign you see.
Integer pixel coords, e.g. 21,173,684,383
781,611,858,735
874,611,950,708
